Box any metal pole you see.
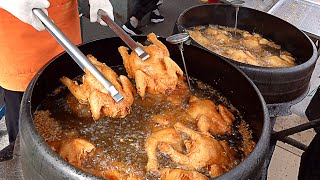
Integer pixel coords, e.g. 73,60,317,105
272,118,320,140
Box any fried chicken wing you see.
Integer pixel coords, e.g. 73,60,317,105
188,96,234,134
145,128,183,173
118,33,184,97
160,168,209,180
48,138,95,167
60,54,136,120
158,122,236,178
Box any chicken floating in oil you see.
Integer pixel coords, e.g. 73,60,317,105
60,54,136,120
158,122,237,178
48,138,95,167
145,128,183,173
118,33,184,98
188,95,234,134
188,25,296,67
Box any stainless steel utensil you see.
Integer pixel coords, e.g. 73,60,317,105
220,0,245,6
97,9,150,61
166,33,192,90
32,9,123,102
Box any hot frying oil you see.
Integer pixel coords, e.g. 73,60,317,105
34,71,255,179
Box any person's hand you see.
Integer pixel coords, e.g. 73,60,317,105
0,0,50,31
89,0,114,26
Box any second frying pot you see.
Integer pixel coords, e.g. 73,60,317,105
175,4,318,104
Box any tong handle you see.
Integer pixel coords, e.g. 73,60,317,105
97,9,150,61
32,8,123,102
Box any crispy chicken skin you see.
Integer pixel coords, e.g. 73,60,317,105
145,128,183,173
60,54,136,120
158,122,236,178
188,96,234,134
118,33,184,97
48,138,95,167
160,168,209,180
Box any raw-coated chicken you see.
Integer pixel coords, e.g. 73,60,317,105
118,33,184,97
188,96,234,134
158,122,236,178
60,54,136,120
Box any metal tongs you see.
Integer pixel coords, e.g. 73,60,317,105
32,9,124,102
97,9,150,61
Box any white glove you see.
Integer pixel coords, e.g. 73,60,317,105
0,0,50,31
89,0,114,26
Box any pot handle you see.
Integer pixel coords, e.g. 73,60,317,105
271,118,320,151
32,8,124,103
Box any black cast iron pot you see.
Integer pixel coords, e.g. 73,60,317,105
175,4,318,104
20,36,270,179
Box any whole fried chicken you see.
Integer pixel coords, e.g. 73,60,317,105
60,54,136,120
48,138,95,167
145,128,183,173
118,33,184,97
158,122,236,178
160,168,209,180
188,96,234,134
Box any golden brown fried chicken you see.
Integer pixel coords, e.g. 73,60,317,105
145,128,183,173
158,122,236,178
118,33,184,97
160,168,209,180
48,138,95,167
262,55,295,68
188,30,211,47
205,27,230,44
60,55,136,120
188,96,234,134
224,49,259,66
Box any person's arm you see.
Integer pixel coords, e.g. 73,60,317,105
89,0,114,26
0,0,50,31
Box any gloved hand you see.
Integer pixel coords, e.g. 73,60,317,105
89,0,114,26
0,0,50,31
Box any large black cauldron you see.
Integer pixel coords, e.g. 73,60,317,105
20,36,270,179
175,4,318,104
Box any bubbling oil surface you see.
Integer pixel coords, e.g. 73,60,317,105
34,67,253,179
187,25,296,68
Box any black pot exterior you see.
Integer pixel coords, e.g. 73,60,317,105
20,36,270,179
175,4,318,104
